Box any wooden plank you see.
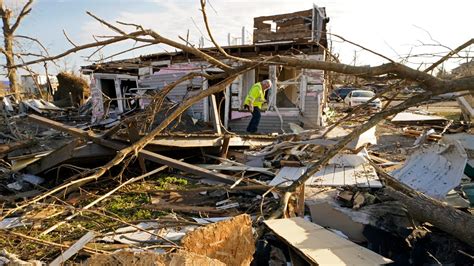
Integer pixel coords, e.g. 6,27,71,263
264,218,392,265
220,135,231,158
139,150,236,185
210,94,222,135
332,166,345,186
196,164,275,176
295,185,305,218
150,135,274,148
150,138,220,147
71,143,116,159
363,164,382,188
143,203,227,214
254,30,312,43
355,164,370,187
50,231,96,266
320,165,335,186
310,166,325,186
254,24,310,34
344,166,357,186
278,17,311,28
25,139,81,175
28,114,126,150
268,167,306,187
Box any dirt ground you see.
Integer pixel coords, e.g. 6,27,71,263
330,100,462,120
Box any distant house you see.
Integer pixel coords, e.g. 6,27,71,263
452,60,474,123
20,74,58,96
452,59,474,77
81,6,330,133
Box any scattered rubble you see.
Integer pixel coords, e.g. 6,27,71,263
0,6,473,266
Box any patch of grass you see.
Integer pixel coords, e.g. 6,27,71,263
436,111,462,121
155,176,188,189
124,175,190,192
0,175,192,262
105,193,153,220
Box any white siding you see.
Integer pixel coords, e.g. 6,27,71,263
139,73,206,120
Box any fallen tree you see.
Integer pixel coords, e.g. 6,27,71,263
371,162,474,248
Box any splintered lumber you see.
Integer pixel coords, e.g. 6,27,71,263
264,217,392,265
27,114,237,185
25,139,81,174
140,150,237,185
50,231,96,266
0,139,35,155
181,214,255,266
27,114,126,150
143,203,226,214
403,128,442,141
85,250,225,266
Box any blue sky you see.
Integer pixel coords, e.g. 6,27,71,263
2,0,473,79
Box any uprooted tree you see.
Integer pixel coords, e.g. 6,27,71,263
6,0,474,246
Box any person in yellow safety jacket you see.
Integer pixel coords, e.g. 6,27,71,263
243,79,272,133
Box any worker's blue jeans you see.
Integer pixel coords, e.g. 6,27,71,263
246,107,261,133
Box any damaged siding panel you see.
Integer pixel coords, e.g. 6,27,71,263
139,73,206,120
301,94,320,127
300,54,325,127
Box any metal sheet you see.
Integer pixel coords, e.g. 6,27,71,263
391,112,447,122
391,139,467,199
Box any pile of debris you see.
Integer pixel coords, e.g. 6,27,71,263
0,90,473,265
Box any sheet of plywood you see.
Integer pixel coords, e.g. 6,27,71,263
320,164,335,186
332,167,345,186
344,166,357,186
264,218,392,265
268,167,307,187
269,164,383,188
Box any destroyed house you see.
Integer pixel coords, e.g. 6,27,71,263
81,6,330,133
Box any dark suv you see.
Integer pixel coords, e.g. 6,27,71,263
329,87,357,102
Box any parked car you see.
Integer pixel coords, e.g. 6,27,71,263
344,90,382,109
328,87,357,102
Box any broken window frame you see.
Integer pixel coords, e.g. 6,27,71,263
92,73,139,115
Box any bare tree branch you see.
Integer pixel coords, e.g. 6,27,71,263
62,29,78,48
99,43,154,62
328,32,395,63
85,11,232,71
200,0,251,63
14,34,50,56
116,20,145,31
14,30,148,67
9,0,33,33
424,38,474,73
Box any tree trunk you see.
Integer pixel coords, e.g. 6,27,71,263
4,32,20,99
372,163,474,247
1,0,34,100
384,187,474,248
